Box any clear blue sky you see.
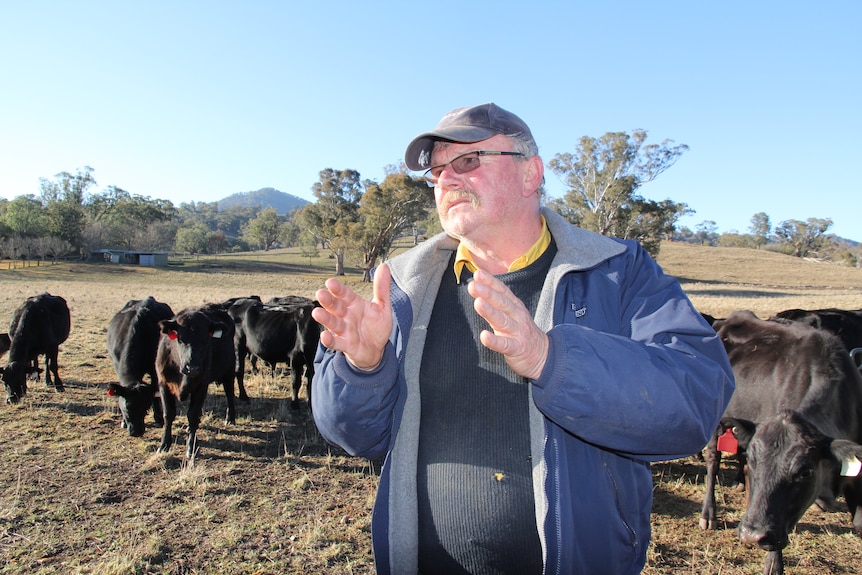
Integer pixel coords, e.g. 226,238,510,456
1,1,859,240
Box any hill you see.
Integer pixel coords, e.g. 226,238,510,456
217,187,310,214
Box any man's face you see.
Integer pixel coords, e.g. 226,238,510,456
430,135,529,242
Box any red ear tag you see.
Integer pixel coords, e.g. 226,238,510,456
107,388,116,397
168,330,178,340
717,428,738,455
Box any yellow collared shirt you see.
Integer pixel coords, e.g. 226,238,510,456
453,216,551,283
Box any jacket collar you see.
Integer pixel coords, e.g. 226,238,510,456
388,207,626,291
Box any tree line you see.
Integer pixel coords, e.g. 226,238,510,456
2,132,858,278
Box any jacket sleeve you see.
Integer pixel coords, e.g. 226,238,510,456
531,243,735,460
311,340,401,459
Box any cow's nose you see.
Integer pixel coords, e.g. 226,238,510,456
739,525,785,551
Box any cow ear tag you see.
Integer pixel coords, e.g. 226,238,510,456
211,329,223,339
841,456,862,477
167,330,178,340
717,428,738,455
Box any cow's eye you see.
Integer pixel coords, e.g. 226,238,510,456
796,466,815,481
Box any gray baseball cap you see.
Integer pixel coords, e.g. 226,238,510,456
404,103,535,171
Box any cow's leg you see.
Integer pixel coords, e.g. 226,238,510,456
289,353,302,409
763,550,783,575
235,343,249,402
185,386,208,459
700,437,722,530
221,376,237,425
151,394,164,427
46,349,63,392
148,373,164,427
304,355,314,412
843,476,862,534
158,388,176,453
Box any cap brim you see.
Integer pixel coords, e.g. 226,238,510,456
404,126,498,171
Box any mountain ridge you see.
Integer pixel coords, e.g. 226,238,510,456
218,187,309,214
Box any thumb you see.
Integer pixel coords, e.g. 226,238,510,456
372,263,392,309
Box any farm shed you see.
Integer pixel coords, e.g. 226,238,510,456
91,250,168,267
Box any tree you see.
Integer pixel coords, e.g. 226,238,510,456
296,169,362,275
548,130,688,237
174,224,210,255
773,218,833,258
85,186,175,250
695,220,718,246
4,195,48,237
749,212,771,249
352,167,433,281
40,166,96,252
207,230,229,254
242,207,283,251
613,198,691,256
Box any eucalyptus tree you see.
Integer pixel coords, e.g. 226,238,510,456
749,212,772,249
4,195,48,238
352,166,432,281
241,207,283,251
39,166,96,252
295,168,362,276
548,130,688,242
773,217,833,258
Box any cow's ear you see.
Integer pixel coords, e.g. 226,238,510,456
107,383,128,398
721,417,757,450
829,439,862,476
159,320,178,337
210,320,230,339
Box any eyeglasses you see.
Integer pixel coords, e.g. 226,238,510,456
423,150,525,187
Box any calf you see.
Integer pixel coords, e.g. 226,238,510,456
700,310,862,575
228,297,320,409
156,304,237,458
2,293,71,404
106,297,174,437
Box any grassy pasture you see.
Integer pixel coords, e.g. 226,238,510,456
0,242,861,574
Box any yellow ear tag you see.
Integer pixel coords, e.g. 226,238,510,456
841,456,862,477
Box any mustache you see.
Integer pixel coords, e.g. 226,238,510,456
441,190,480,211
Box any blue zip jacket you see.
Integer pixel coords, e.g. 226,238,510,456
312,208,735,575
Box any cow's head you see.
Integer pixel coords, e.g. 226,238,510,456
107,382,156,437
159,312,231,398
2,361,29,404
724,411,862,552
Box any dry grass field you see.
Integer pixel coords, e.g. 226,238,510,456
0,242,861,574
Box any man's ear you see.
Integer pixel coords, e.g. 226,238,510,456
522,155,545,197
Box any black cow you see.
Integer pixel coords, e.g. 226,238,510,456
771,307,862,368
156,304,237,458
106,297,174,437
2,293,71,404
228,297,320,409
700,310,862,575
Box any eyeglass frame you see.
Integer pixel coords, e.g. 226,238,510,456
423,150,525,187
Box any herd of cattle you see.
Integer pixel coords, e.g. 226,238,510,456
0,292,321,460
2,292,862,573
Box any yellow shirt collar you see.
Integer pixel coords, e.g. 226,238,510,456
453,215,551,283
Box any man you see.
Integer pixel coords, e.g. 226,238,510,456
311,103,734,574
